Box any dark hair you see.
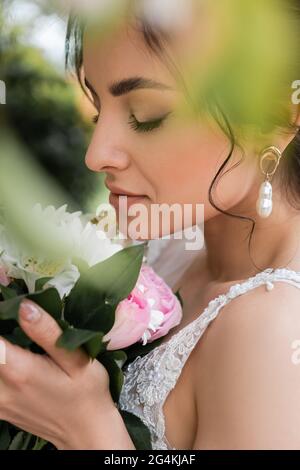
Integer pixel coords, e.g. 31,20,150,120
65,7,300,272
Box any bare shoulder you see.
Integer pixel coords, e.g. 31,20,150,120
197,278,300,358
191,279,300,449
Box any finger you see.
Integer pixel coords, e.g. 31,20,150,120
18,299,90,376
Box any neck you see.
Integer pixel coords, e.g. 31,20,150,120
203,185,300,283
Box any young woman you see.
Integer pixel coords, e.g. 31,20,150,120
1,1,300,450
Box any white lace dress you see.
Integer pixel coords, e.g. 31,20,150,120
118,243,300,449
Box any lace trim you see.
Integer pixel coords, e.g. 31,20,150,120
119,267,300,450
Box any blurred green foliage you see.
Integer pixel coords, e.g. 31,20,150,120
0,2,104,212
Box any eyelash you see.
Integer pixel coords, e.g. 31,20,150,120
92,113,170,133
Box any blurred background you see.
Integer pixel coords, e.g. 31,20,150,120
0,0,299,220
0,0,107,213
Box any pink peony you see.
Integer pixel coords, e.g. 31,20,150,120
0,265,10,287
103,265,183,350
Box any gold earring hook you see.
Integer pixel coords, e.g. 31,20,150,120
259,146,282,181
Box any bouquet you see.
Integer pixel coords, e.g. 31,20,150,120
0,204,183,450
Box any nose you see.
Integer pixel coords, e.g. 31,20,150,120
85,125,130,173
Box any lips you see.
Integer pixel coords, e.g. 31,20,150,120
105,182,146,198
109,192,146,209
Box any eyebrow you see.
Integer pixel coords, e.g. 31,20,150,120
84,76,172,98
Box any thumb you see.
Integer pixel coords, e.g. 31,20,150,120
18,299,90,375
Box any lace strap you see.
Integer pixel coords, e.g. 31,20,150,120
164,267,300,373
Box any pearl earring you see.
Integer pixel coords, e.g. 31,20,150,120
256,146,282,218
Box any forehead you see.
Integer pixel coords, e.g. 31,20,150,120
82,22,177,89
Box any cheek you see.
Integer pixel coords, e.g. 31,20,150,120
145,125,230,205
132,121,254,230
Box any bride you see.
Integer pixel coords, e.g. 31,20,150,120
1,0,300,450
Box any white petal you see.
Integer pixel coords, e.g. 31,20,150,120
148,309,165,331
147,297,155,307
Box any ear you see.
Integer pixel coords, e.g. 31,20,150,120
253,100,300,157
274,102,300,154
291,100,300,129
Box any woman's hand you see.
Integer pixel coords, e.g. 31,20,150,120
0,299,118,449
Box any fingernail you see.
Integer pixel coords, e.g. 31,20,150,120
19,301,42,323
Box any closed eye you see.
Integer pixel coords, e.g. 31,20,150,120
128,113,172,133
92,112,172,133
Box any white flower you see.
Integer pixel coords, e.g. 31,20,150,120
77,221,122,267
0,220,80,298
141,298,165,346
0,203,124,298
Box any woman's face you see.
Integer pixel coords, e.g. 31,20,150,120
83,22,258,239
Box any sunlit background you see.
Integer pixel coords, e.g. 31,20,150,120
1,0,107,214
0,0,299,258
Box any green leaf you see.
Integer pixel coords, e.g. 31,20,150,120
72,257,90,275
175,289,184,308
64,287,116,334
0,422,11,450
21,433,34,450
0,296,23,320
119,410,152,450
100,351,125,403
0,284,17,300
27,288,62,321
7,279,28,296
102,244,145,303
108,350,127,369
9,327,32,348
64,244,145,333
8,431,25,450
34,277,52,292
56,327,105,358
0,319,19,337
0,287,62,322
84,334,106,358
32,437,48,450
71,302,116,334
56,318,70,331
